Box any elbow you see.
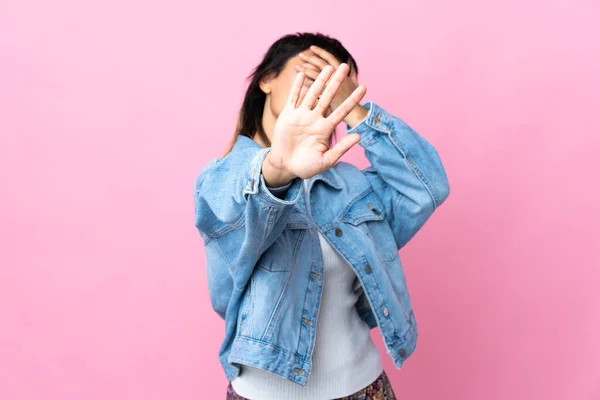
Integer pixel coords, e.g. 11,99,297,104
212,302,227,320
430,162,450,209
427,146,450,209
435,178,450,208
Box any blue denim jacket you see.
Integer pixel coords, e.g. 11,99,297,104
194,101,450,386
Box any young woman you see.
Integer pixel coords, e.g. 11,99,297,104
194,32,450,400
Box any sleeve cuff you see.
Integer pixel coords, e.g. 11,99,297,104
242,147,303,206
265,180,293,194
346,101,392,146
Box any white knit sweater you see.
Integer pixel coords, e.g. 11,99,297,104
230,229,383,400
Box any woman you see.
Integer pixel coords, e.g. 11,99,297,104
194,32,450,400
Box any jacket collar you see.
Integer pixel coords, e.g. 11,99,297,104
234,135,343,190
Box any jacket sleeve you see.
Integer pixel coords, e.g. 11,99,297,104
347,101,450,249
194,147,304,319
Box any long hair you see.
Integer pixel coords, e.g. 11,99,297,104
222,32,359,158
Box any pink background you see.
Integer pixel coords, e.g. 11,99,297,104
1,0,599,399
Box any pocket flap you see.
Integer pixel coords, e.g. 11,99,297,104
340,189,386,226
284,209,312,229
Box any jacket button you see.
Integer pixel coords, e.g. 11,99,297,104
335,228,343,237
294,368,305,376
399,348,407,358
383,307,389,317
365,264,372,273
301,317,313,326
310,272,322,280
374,114,381,126
367,203,380,215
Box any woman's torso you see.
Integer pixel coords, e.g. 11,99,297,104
230,221,383,400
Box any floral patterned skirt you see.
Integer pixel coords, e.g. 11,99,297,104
226,370,397,400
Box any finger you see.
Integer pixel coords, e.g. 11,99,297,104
302,77,314,87
322,133,361,169
302,68,320,81
326,85,367,126
295,65,319,81
298,52,328,70
302,78,315,90
296,82,310,108
299,72,329,98
288,70,306,108
295,68,323,96
300,64,334,109
302,62,320,72
314,63,350,114
309,45,342,68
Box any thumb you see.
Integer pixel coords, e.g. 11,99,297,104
321,133,361,169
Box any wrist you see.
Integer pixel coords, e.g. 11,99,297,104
344,104,369,129
262,151,296,187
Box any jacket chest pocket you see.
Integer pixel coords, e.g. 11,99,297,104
258,211,310,273
340,189,399,262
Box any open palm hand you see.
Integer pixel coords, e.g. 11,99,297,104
270,63,366,180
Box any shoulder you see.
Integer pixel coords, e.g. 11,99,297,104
194,157,220,194
195,146,261,192
193,150,255,236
